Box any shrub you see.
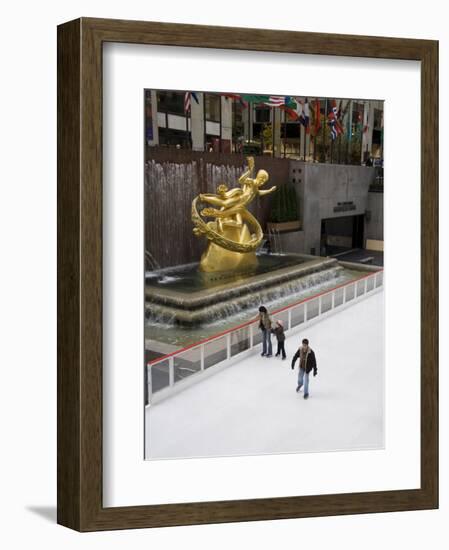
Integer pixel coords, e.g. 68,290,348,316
269,183,298,223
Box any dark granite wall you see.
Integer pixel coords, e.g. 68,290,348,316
145,149,290,268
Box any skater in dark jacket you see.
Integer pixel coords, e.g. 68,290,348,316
291,338,317,399
258,306,273,357
272,319,286,359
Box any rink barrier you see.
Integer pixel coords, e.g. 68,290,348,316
146,268,384,405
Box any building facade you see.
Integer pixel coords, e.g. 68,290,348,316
145,90,384,165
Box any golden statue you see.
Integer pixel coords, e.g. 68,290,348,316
192,157,276,272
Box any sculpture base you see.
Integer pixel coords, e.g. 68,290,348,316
199,242,258,272
199,222,257,272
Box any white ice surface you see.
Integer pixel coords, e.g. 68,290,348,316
146,291,384,460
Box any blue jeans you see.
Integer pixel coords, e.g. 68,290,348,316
298,367,309,395
262,329,272,355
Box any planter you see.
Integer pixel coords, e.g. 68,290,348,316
266,220,301,233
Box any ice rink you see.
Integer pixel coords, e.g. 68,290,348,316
145,290,384,460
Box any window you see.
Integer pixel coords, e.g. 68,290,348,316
373,108,383,130
232,100,245,151
255,107,271,123
205,94,221,122
352,102,364,125
157,91,184,115
158,128,190,149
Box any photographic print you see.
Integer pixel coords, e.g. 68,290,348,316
57,17,438,530
57,18,438,530
144,89,384,460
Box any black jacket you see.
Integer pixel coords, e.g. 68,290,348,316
291,347,317,375
272,325,285,342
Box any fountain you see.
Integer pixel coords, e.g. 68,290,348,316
145,254,346,326
145,157,352,328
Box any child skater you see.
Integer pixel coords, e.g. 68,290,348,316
272,319,286,360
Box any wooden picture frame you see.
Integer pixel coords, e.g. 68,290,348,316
57,17,438,531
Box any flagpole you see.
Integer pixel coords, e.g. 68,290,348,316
203,93,207,152
380,108,384,163
219,94,222,154
303,126,306,160
165,111,169,145
337,122,341,164
303,98,307,160
283,109,287,158
338,100,343,164
231,97,235,153
346,99,352,164
360,103,365,165
323,98,327,163
326,100,335,164
247,100,251,149
186,100,188,148
337,101,342,163
312,99,317,162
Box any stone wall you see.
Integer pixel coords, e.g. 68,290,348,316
144,149,378,267
365,191,384,242
286,161,376,255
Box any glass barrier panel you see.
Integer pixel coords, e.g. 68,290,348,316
306,298,319,320
321,293,333,313
252,324,263,346
366,275,375,292
150,359,170,394
291,303,305,327
204,336,227,369
334,287,344,307
272,310,289,331
230,326,251,357
145,365,150,405
174,346,201,382
357,279,366,297
376,271,384,287
345,283,355,302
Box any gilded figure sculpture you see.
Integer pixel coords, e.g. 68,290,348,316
192,157,276,272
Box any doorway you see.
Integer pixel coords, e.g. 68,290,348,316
321,214,365,255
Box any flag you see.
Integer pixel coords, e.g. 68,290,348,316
184,92,190,113
363,103,369,133
221,93,241,100
264,95,287,107
311,99,321,136
184,91,199,113
220,92,248,108
356,111,363,133
338,99,351,138
346,100,352,139
238,94,296,108
240,94,270,105
280,105,299,121
336,99,343,120
380,109,384,147
283,96,297,109
327,99,344,140
298,97,310,133
339,99,351,123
